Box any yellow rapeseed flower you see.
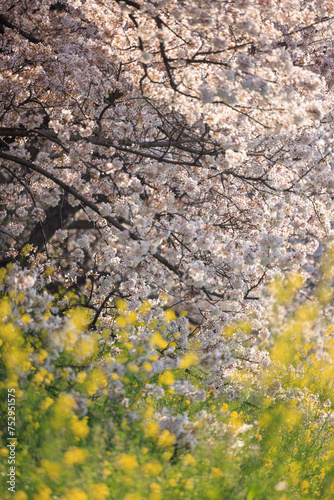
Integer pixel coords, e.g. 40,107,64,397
74,335,96,361
144,421,160,438
223,319,251,338
14,492,28,500
138,300,151,314
228,411,244,434
211,467,223,478
158,371,174,385
70,415,90,439
21,313,31,325
33,368,53,385
150,332,168,349
149,482,162,500
182,454,197,467
3,345,32,373
61,488,87,500
157,429,176,449
283,409,301,428
123,493,141,500
67,308,91,331
126,311,137,324
51,393,75,428
116,299,127,311
183,479,193,490
178,352,199,369
76,371,87,383
0,322,18,341
90,483,110,499
64,446,87,466
56,393,76,412
0,297,11,320
40,397,54,411
128,364,140,372
41,460,62,480
142,461,163,476
150,483,161,493
33,486,53,500
143,405,154,420
116,454,138,474
164,309,176,322
36,349,48,363
115,316,128,328
84,368,107,396
44,266,54,276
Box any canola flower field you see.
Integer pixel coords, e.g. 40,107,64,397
1,252,334,499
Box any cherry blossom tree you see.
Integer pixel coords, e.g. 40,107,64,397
1,0,334,333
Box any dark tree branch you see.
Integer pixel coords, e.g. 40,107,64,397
0,14,41,44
